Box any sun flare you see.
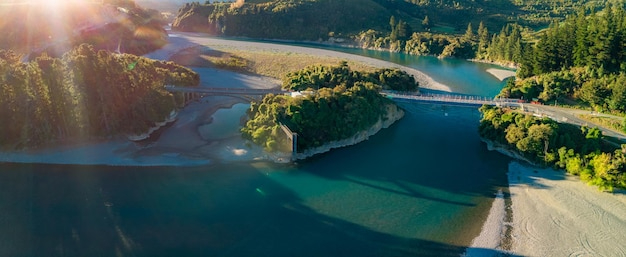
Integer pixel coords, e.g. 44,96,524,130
30,0,68,7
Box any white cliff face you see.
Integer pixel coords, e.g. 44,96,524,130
127,110,179,141
294,104,405,160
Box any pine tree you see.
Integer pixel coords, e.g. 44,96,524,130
477,21,489,58
422,15,431,30
464,23,474,41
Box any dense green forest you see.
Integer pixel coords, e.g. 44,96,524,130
0,44,199,149
242,63,415,152
172,0,607,58
173,0,392,40
479,105,626,191
498,4,626,115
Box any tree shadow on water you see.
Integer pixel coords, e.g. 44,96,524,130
0,162,519,257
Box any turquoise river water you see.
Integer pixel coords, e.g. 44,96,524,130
0,47,513,256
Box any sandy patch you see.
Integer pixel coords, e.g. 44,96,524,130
486,68,516,81
507,162,626,256
463,191,508,257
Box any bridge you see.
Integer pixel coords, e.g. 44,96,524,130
164,85,285,95
382,92,521,107
164,85,286,105
165,85,525,110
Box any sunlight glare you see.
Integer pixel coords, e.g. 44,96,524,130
30,0,66,7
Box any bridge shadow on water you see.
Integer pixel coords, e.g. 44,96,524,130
0,162,519,257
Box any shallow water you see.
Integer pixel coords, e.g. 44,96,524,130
198,103,249,140
0,48,512,256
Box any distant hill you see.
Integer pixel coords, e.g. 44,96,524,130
171,0,604,41
172,0,393,40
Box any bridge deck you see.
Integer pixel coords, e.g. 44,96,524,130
383,92,520,106
165,86,522,107
164,85,285,95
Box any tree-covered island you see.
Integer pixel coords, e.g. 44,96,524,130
241,62,417,157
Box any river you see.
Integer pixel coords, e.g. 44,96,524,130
0,47,512,256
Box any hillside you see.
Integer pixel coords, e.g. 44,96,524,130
172,0,392,40
171,0,603,41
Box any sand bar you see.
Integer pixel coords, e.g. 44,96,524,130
507,161,626,256
486,68,516,81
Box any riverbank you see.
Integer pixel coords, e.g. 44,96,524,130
507,162,626,256
479,137,626,256
463,190,506,257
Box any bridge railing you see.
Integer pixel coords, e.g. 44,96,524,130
382,91,521,105
164,85,286,95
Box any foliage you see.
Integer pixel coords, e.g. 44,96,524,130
171,0,609,60
0,45,199,149
242,63,402,152
517,4,626,78
500,66,626,114
479,105,626,191
172,0,391,40
480,23,525,64
356,25,476,58
495,5,626,114
281,62,418,92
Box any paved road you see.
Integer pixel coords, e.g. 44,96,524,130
518,104,626,141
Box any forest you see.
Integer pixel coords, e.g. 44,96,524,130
241,62,416,152
0,44,199,150
171,0,607,59
497,4,626,115
479,105,626,191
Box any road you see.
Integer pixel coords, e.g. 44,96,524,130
518,103,626,141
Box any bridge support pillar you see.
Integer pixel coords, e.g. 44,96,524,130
279,123,297,161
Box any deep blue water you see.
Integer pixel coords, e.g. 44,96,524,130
0,47,512,257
